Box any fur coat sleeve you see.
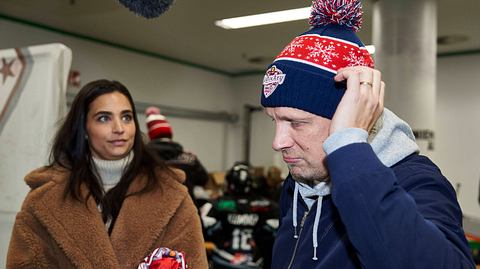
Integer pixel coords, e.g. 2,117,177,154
7,166,208,269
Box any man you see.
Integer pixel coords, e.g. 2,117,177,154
261,1,474,268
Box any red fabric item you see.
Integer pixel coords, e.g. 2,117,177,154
148,258,182,269
138,247,186,269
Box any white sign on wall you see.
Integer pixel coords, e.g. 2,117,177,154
0,43,71,212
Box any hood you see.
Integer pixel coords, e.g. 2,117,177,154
369,108,419,167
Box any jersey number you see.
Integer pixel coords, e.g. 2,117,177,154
231,228,253,251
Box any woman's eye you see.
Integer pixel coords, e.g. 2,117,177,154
97,115,109,122
122,114,133,122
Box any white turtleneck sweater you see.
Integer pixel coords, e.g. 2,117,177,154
91,152,133,230
92,152,133,193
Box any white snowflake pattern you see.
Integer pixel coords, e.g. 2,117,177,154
306,42,339,63
283,38,305,53
343,51,367,67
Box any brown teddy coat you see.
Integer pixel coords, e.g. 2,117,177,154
6,166,208,269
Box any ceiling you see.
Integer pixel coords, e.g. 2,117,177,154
0,0,478,76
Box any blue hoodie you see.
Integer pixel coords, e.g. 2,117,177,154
271,109,475,268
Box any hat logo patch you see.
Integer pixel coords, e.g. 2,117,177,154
263,65,286,98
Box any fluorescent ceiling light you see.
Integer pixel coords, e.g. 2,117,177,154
215,7,310,29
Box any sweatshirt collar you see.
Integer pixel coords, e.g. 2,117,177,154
292,181,331,260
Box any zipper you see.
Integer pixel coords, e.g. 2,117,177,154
287,210,309,269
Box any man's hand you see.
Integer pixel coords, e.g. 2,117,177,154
330,66,385,135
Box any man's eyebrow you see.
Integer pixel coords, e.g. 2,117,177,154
277,114,310,121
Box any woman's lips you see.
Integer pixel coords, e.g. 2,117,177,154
109,139,127,146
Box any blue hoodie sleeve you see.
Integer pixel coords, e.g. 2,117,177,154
327,143,475,269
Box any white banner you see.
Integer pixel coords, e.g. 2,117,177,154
0,43,72,212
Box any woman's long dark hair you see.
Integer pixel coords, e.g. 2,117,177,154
49,79,169,233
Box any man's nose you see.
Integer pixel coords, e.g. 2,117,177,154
272,124,293,152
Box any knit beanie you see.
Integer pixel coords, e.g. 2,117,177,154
261,0,374,119
145,106,173,140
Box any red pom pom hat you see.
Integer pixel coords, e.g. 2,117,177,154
145,106,173,140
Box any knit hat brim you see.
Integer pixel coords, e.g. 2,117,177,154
261,60,345,119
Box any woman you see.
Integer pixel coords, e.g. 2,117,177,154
7,80,208,269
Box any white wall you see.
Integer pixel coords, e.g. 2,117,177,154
0,212,14,268
436,54,480,218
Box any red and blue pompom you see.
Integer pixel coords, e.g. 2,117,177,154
309,0,363,32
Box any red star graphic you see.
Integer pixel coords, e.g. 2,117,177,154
0,58,15,84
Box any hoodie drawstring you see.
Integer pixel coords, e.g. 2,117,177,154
312,196,323,260
293,182,299,238
293,181,331,261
